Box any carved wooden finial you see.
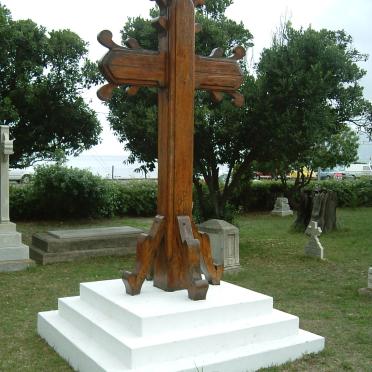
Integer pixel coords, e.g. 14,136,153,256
97,30,122,50
195,23,202,34
230,92,244,108
97,83,116,101
229,46,246,61
193,0,205,7
126,86,140,96
125,38,141,49
210,91,224,103
152,16,168,33
209,48,224,58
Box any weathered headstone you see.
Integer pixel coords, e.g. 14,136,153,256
294,189,337,232
0,125,34,272
198,219,240,272
304,221,324,259
358,267,372,297
30,226,143,265
271,197,293,217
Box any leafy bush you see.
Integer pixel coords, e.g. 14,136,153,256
231,179,372,212
30,164,114,219
111,180,157,217
9,165,157,220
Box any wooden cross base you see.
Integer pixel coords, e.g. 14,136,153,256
123,215,223,301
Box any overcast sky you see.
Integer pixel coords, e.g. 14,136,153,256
2,0,372,155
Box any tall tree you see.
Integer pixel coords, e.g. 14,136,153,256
107,4,371,220
255,23,371,188
0,4,101,167
107,0,254,220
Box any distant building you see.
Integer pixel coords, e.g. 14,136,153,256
358,133,372,163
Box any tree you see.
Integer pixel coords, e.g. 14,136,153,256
0,4,101,167
107,0,254,220
255,23,371,189
107,4,371,220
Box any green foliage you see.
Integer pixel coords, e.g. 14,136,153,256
304,178,372,208
106,5,371,221
9,165,158,220
30,164,112,219
111,180,157,217
230,179,372,212
255,23,371,188
0,4,101,167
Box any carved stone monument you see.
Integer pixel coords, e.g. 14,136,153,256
358,267,372,297
271,197,293,217
304,221,324,259
37,1,324,370
0,125,34,272
198,219,240,271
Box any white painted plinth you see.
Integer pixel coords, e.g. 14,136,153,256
38,280,324,372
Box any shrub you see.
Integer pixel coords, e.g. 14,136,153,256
30,164,114,219
112,180,157,216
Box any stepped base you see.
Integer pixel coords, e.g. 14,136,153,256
0,259,35,272
38,279,324,372
0,222,34,272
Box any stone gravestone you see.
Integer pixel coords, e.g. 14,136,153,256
271,197,293,217
304,221,324,259
198,219,240,272
358,267,372,297
0,125,34,272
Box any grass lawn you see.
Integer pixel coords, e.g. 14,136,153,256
0,209,371,371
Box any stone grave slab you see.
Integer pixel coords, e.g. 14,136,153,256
30,226,143,265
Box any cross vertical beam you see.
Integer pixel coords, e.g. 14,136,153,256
154,0,197,290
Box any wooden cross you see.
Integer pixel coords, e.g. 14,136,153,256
97,0,245,300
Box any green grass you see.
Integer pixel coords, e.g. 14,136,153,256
0,209,371,371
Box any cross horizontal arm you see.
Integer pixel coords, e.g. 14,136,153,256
99,48,166,87
195,55,243,92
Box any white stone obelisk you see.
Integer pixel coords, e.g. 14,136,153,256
0,125,33,272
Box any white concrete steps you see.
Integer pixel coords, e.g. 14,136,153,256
79,279,274,336
38,310,126,372
38,279,325,372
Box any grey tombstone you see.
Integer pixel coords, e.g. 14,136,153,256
271,197,293,217
198,219,240,272
358,267,372,297
304,221,324,259
0,125,34,272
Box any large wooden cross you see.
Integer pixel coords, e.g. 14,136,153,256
97,0,245,300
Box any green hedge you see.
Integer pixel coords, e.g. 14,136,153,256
9,164,372,220
10,164,157,220
232,178,372,212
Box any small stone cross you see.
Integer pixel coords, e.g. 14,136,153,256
304,221,324,259
0,126,14,223
305,221,322,238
